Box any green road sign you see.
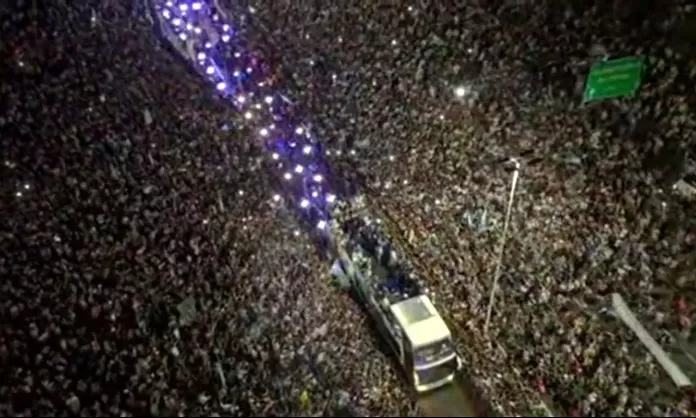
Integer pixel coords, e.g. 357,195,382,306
583,56,645,102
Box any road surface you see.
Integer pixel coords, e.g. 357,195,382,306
417,373,494,417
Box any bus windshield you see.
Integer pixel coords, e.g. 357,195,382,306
415,338,454,365
416,355,458,387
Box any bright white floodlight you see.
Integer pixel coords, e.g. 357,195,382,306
454,86,468,98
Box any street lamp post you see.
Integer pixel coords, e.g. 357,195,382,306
484,158,521,335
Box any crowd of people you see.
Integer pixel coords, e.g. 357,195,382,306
0,1,416,415
2,0,696,416
241,0,696,415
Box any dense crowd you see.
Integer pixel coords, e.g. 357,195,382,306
240,0,696,415
2,0,696,417
0,1,416,416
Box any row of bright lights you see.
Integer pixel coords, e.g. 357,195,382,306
157,0,336,231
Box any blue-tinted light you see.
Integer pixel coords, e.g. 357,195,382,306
157,0,342,231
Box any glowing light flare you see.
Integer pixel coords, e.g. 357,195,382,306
454,85,469,98
294,165,304,174
192,2,202,10
300,198,310,208
303,145,312,155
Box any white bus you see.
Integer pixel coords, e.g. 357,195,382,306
331,217,460,393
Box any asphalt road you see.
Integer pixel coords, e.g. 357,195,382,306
417,373,494,417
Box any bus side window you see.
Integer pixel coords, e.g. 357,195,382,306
403,336,413,375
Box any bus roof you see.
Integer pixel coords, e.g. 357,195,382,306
390,295,450,348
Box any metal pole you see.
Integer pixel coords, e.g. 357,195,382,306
612,293,692,387
484,158,520,335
